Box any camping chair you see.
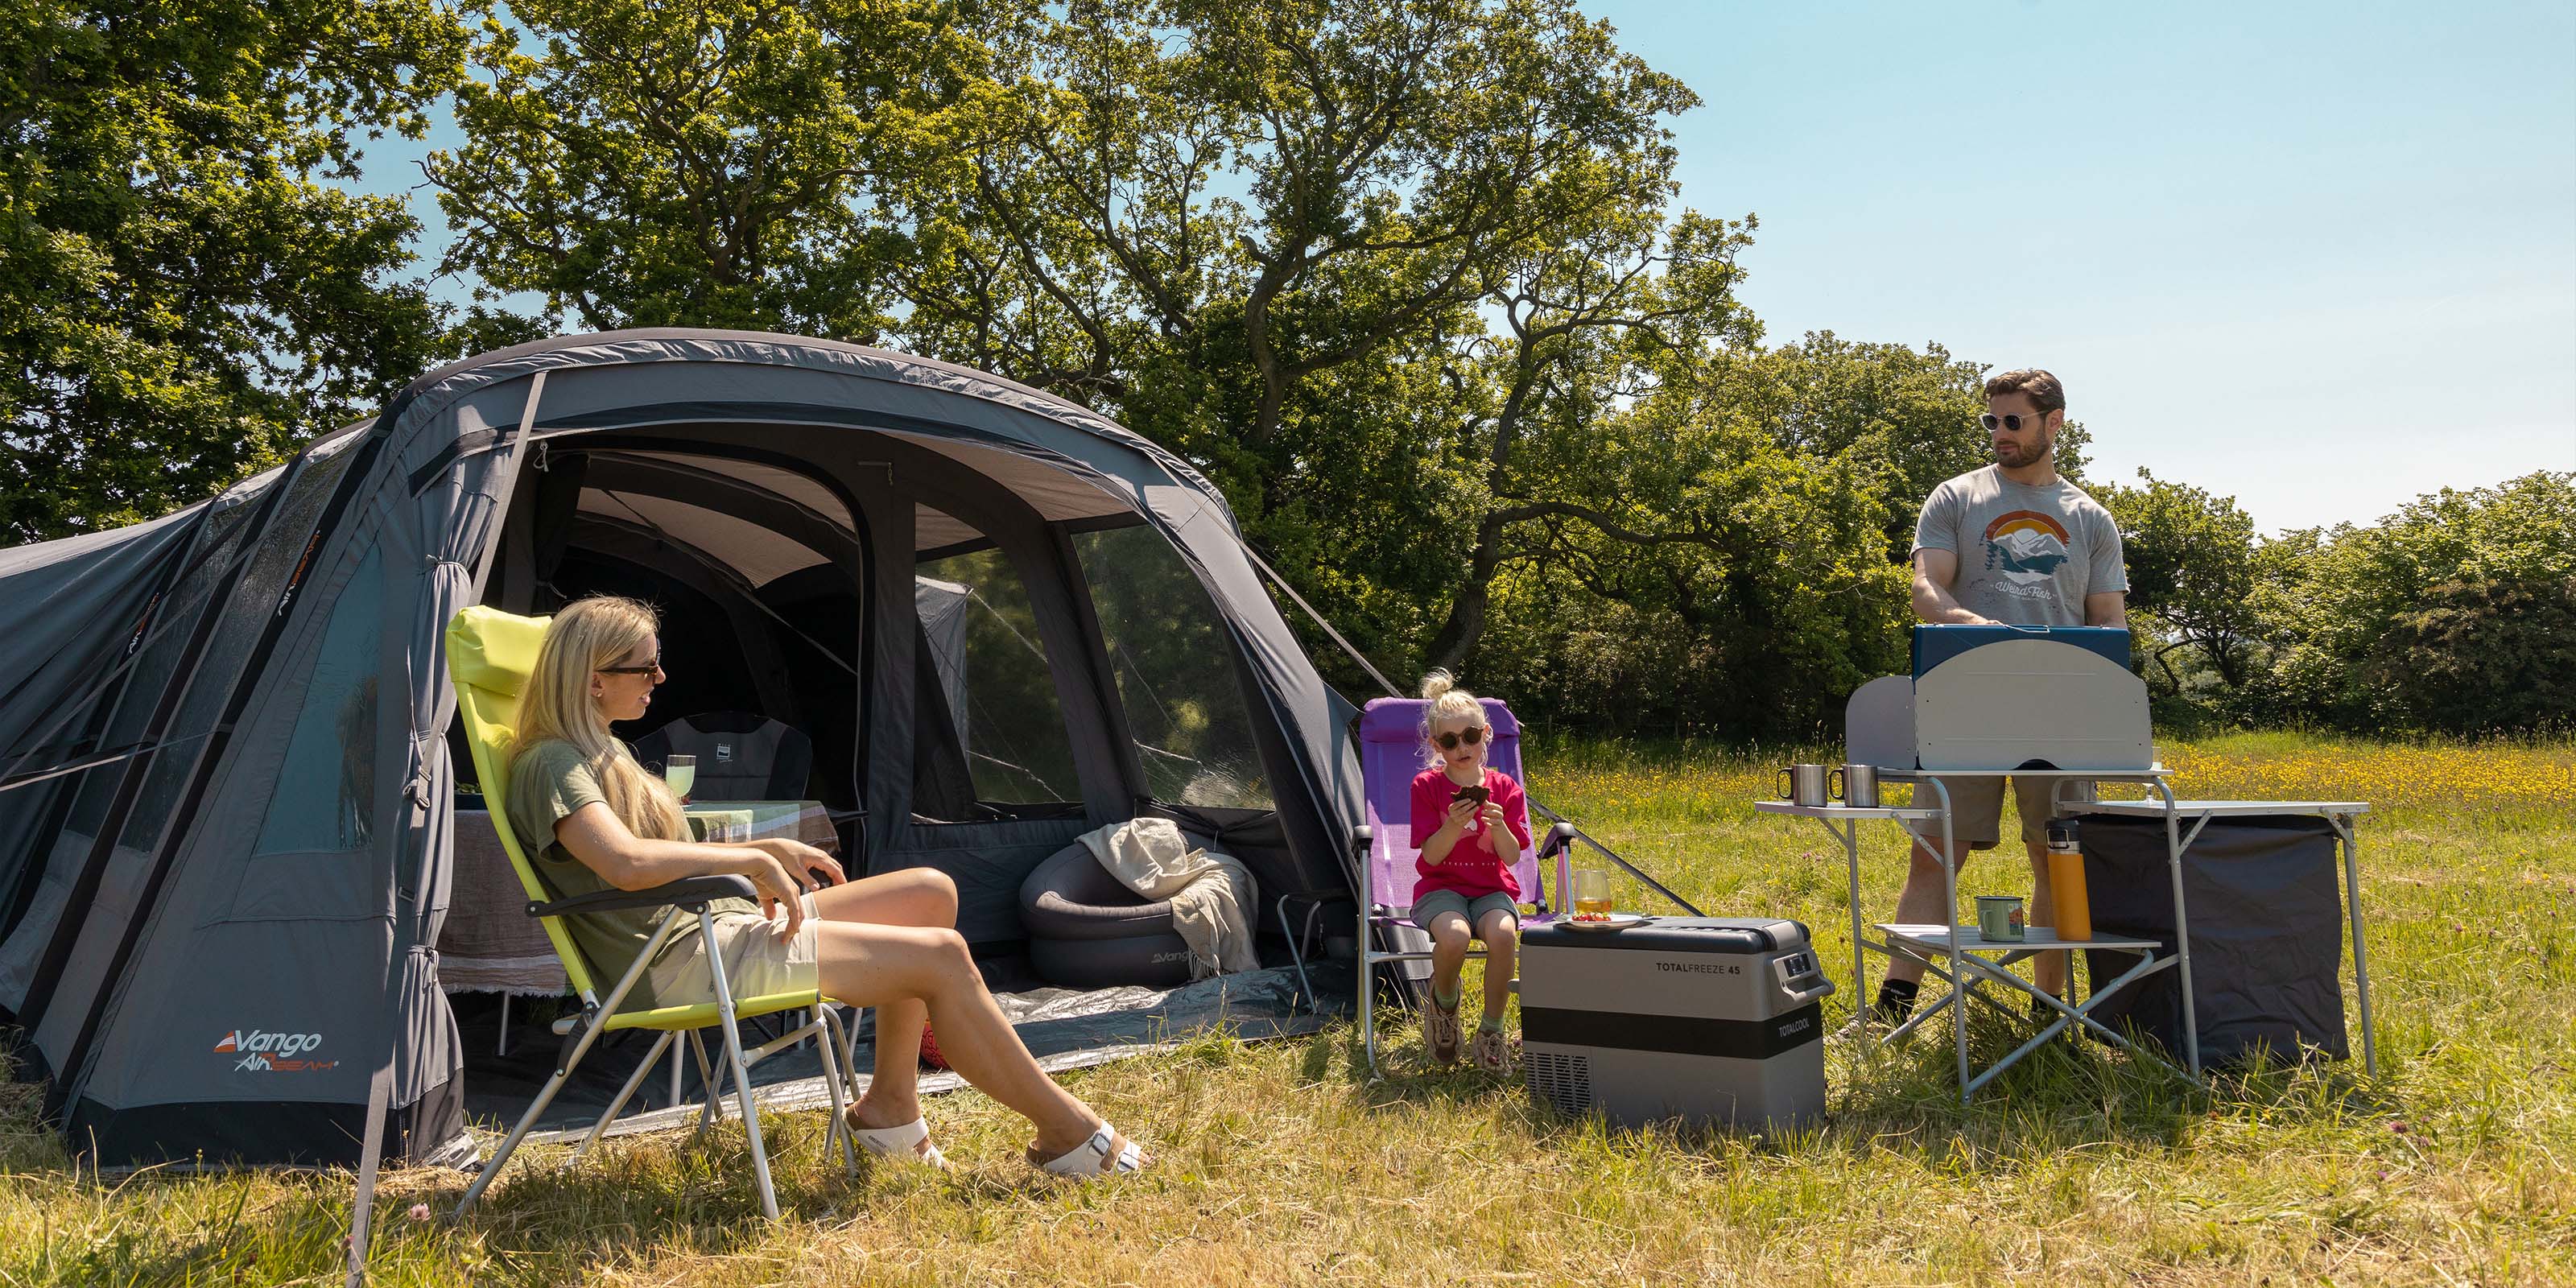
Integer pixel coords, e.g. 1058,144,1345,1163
633,711,815,802
444,606,858,1220
1344,699,1575,1076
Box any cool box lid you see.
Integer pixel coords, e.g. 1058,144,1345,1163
1522,916,1809,955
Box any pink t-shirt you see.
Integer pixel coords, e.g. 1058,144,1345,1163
1408,766,1532,902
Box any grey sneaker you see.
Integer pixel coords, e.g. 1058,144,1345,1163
1423,992,1463,1065
1471,1023,1513,1075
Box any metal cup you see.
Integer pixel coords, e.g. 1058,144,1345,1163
1976,894,2026,942
1775,763,1831,807
1832,762,1879,807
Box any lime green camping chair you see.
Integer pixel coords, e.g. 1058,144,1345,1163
444,605,857,1220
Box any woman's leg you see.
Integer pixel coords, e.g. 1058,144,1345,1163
813,920,1116,1158
811,869,956,1128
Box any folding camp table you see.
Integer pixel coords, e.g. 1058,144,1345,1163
1761,777,2381,1097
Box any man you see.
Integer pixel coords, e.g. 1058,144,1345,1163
1873,368,2128,1025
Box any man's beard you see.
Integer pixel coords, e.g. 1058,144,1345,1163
1993,436,2051,469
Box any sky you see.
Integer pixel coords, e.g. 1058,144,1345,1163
1582,0,2576,533
356,1,2575,535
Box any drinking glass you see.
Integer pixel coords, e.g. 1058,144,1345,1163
664,754,696,803
1573,868,1612,916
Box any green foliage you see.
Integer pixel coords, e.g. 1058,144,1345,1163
2096,469,2264,695
2367,572,2576,735
0,0,470,544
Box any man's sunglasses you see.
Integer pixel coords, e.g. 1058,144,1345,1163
597,656,663,675
1433,727,1487,750
1979,411,2050,433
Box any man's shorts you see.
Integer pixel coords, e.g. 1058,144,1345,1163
1900,776,2095,852
1410,888,1519,933
647,891,823,1007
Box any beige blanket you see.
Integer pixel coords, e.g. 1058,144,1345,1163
1079,818,1259,979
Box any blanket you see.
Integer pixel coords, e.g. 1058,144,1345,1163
1079,818,1259,978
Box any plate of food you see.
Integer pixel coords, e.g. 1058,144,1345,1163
1560,911,1650,931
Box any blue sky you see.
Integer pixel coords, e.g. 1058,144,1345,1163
1584,0,2576,532
358,1,2574,534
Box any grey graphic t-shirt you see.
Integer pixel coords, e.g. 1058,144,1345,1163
1913,465,2128,626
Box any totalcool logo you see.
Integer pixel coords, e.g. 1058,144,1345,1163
215,1028,333,1072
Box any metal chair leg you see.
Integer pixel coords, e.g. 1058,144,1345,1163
813,1005,857,1174
701,908,780,1220
689,1030,722,1137
571,1030,676,1164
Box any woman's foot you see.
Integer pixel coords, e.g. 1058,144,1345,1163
1027,1121,1148,1178
1423,986,1463,1065
1471,1020,1514,1075
844,1094,944,1166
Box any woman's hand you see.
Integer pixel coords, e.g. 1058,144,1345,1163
740,852,811,942
756,836,846,887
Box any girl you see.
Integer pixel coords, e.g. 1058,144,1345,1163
1406,669,1532,1073
506,595,1146,1176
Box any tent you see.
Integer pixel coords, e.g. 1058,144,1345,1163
0,330,1371,1177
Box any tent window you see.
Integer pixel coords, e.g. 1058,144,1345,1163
250,547,382,854
913,534,1081,818
1075,526,1273,809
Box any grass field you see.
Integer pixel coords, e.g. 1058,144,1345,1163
5,734,2572,1286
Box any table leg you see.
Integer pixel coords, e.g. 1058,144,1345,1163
2153,781,2202,1080
2334,812,2380,1077
1921,777,1967,1100
1843,818,1866,1027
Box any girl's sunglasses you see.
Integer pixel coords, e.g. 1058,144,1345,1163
1433,727,1486,750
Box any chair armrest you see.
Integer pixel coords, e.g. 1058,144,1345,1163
1536,821,1579,861
527,873,758,919
1350,823,1372,857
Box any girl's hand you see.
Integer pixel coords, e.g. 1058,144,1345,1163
1444,797,1480,831
1478,802,1508,838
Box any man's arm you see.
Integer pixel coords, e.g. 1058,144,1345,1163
1911,548,1994,625
2084,590,2128,628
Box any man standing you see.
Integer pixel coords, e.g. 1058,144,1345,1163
1873,369,2128,1024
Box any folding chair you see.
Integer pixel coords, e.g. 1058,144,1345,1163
444,606,858,1220
1344,698,1575,1076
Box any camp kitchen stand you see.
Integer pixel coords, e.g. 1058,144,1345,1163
1763,625,2380,1100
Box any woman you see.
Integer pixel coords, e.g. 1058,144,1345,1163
506,595,1145,1176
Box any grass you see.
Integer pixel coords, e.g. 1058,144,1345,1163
5,734,2573,1286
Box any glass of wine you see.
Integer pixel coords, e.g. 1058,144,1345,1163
664,754,696,804
1572,868,1612,917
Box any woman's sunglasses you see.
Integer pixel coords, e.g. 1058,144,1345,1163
597,656,663,675
1433,727,1487,750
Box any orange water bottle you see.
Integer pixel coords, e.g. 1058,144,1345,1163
2045,818,2091,941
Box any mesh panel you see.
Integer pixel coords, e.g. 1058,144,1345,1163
1073,526,1272,809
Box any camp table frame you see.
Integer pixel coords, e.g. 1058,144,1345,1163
1758,767,2381,1099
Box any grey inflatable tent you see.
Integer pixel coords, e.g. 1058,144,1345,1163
0,330,1368,1172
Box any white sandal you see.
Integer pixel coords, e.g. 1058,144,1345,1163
1030,1121,1146,1178
844,1112,948,1169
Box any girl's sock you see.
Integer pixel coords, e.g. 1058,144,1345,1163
1433,982,1461,1009
1477,1014,1505,1034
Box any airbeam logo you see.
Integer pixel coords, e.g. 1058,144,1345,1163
215,1028,336,1073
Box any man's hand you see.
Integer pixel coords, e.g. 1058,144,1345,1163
1910,548,1994,625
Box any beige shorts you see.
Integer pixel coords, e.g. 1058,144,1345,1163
647,892,822,1006
1901,776,2095,852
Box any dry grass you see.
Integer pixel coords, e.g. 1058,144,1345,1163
5,735,2573,1286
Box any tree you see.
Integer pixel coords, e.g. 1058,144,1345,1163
0,0,469,544
429,0,985,336
2098,469,2264,695
2367,572,2576,735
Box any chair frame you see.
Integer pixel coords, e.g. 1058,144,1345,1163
445,607,860,1221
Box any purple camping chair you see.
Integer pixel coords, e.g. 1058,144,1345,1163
1348,697,1576,1075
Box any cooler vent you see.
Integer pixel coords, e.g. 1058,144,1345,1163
1525,1051,1593,1115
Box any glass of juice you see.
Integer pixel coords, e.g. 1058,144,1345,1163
664,754,696,803
1572,869,1612,917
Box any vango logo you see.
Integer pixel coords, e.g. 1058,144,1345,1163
214,1029,323,1058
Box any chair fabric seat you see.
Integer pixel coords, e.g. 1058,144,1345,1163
606,986,826,1033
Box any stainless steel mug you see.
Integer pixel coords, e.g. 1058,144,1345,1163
1832,762,1879,808
1775,763,1831,807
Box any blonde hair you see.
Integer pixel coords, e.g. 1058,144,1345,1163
509,596,686,843
1418,668,1487,765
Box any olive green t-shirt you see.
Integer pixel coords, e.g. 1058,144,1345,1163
505,738,757,1009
